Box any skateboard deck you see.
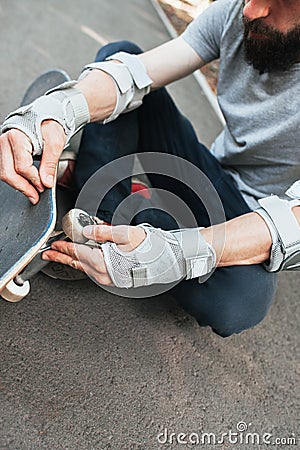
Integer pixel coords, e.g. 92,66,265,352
0,166,57,291
0,70,71,301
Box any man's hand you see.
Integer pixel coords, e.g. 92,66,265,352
42,224,147,286
0,120,66,204
43,219,216,288
0,79,90,204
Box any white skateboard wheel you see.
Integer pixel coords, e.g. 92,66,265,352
0,279,30,303
62,209,100,243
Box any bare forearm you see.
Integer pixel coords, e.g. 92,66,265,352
77,70,117,122
139,37,205,89
201,207,300,267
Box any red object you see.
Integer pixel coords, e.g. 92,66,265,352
131,179,151,199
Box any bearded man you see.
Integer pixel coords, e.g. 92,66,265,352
1,0,299,337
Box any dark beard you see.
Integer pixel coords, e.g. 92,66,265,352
243,16,300,74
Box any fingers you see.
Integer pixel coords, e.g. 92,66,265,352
83,224,126,242
42,224,147,287
8,130,44,192
0,130,40,204
42,240,113,285
43,247,85,272
0,121,64,203
83,224,146,252
39,120,66,187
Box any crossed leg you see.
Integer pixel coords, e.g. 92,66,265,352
73,41,278,337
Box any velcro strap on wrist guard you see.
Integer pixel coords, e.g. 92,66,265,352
256,195,300,272
79,52,152,124
101,224,216,289
285,180,300,199
1,81,90,156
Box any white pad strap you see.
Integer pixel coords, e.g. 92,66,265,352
285,180,300,200
171,228,215,280
46,81,90,134
79,53,152,124
256,195,300,272
106,52,152,89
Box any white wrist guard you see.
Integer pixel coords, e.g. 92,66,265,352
101,224,216,289
256,189,300,272
1,81,90,156
79,51,152,124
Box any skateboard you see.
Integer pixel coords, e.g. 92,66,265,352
0,70,79,302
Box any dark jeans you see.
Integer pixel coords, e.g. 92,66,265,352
74,41,278,337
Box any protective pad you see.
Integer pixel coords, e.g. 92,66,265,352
256,195,300,272
79,53,152,123
101,224,216,288
1,82,89,155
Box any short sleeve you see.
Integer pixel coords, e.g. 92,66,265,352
182,0,235,63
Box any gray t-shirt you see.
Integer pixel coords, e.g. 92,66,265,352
182,0,300,209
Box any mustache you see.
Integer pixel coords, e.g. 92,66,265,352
243,16,280,37
243,15,300,42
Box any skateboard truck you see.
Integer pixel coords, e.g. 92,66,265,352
1,210,101,303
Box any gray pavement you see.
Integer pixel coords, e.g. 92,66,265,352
0,1,299,449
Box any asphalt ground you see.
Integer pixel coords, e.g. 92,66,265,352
0,1,299,449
